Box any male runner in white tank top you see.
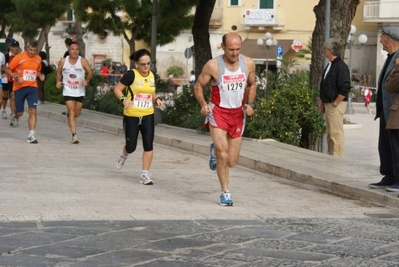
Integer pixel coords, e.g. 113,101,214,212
56,42,93,144
194,32,256,206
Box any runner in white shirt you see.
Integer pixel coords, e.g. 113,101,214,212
56,42,93,144
194,32,256,206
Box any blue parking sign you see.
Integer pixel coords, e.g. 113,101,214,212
276,46,284,56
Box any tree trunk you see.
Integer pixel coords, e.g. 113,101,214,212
37,24,51,52
44,31,51,63
123,31,137,69
5,27,15,49
127,39,136,69
310,0,360,90
75,19,85,58
0,25,6,39
309,0,359,152
192,0,216,78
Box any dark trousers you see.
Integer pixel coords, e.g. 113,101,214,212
378,112,399,183
123,114,155,154
37,79,45,102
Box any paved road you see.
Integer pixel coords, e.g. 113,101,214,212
0,103,399,266
344,102,379,166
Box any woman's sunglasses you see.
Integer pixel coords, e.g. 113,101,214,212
137,62,152,66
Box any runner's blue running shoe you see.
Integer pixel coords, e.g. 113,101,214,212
219,191,233,206
208,143,217,171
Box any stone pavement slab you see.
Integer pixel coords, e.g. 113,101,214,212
1,218,399,266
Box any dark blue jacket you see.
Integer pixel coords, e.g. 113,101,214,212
375,49,399,120
319,56,351,103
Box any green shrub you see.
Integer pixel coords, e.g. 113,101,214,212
161,85,208,133
166,65,184,77
83,74,123,115
155,73,168,93
245,70,325,148
43,72,64,104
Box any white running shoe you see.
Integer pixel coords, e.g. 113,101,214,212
27,134,38,144
139,173,153,185
10,116,18,127
72,134,79,144
2,111,6,119
115,154,127,170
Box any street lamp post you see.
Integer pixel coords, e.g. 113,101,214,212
347,25,368,76
345,25,368,114
150,0,157,74
257,32,278,74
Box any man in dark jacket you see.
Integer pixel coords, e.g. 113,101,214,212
318,38,351,157
368,26,399,192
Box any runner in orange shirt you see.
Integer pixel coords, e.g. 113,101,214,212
6,39,45,143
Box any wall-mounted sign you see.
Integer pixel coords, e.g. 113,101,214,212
291,38,303,52
244,9,275,25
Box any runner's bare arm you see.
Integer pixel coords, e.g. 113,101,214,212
194,59,218,108
81,58,93,85
56,58,65,89
245,56,256,103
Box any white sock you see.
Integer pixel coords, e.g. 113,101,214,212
29,130,35,136
142,170,148,176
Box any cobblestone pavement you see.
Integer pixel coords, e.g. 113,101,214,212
1,105,399,266
1,217,399,267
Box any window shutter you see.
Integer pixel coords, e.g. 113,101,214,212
260,0,273,9
230,0,239,6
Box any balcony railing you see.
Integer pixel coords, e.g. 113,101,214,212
364,1,399,22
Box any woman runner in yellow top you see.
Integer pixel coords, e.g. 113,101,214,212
113,49,163,185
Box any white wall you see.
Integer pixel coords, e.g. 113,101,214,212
12,22,123,67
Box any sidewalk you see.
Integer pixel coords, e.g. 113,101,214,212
34,101,399,209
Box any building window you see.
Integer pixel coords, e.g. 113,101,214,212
229,0,239,6
260,0,274,9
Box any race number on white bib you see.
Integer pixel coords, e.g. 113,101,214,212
133,93,153,109
222,73,245,92
66,80,80,90
23,70,37,81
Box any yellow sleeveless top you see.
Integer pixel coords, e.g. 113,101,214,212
123,69,156,117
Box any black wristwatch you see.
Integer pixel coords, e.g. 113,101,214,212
248,102,255,109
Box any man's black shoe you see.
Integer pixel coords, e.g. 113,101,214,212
369,180,395,189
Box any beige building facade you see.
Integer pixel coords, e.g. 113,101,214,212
156,0,399,88
363,0,399,87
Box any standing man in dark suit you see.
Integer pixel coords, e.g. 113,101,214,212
369,26,399,192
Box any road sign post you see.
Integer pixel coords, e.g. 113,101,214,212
276,46,284,57
184,48,192,81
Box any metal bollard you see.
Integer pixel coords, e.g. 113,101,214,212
345,93,355,114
